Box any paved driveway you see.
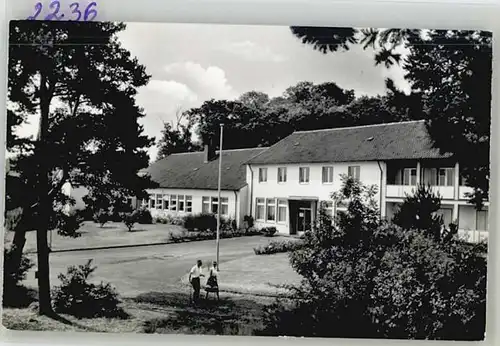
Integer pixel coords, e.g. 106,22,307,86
22,236,298,298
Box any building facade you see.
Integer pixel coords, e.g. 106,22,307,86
245,121,489,242
59,120,489,242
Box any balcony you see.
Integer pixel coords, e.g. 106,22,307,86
386,185,455,199
459,186,474,200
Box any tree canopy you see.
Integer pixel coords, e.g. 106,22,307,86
156,81,410,160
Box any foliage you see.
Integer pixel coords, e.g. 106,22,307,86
177,81,404,151
289,27,492,207
169,227,261,243
121,211,137,231
3,246,36,307
393,184,458,242
135,207,153,225
54,212,83,237
261,227,277,237
183,213,217,232
253,239,305,255
156,120,201,161
259,177,486,340
93,209,110,227
243,215,254,229
5,207,24,232
52,259,128,319
154,215,184,225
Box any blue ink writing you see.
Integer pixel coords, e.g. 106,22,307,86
26,1,98,21
69,2,82,21
44,1,63,21
27,3,43,20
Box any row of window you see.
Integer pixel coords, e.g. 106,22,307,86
255,198,288,223
202,196,229,216
144,194,194,212
259,166,360,184
400,167,455,187
143,194,229,216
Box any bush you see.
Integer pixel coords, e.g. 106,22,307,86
135,207,153,224
93,209,110,227
183,213,217,232
155,215,184,225
55,212,83,238
259,175,487,340
261,227,277,237
243,215,254,229
254,239,305,255
52,259,128,319
121,211,137,231
3,246,36,307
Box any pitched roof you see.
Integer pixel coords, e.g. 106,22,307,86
146,147,266,191
247,120,453,165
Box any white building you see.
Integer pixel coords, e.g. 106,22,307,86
142,146,266,228
61,120,488,242
244,120,489,242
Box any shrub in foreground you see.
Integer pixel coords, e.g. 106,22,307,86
259,176,486,340
52,259,128,319
254,239,305,255
121,211,137,231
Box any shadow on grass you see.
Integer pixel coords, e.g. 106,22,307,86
134,291,267,335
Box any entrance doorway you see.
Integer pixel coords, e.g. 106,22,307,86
297,207,312,233
289,199,315,235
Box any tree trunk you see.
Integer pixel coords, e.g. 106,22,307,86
35,72,54,316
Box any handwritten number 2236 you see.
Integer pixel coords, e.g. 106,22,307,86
27,1,98,21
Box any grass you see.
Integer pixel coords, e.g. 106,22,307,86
181,253,301,296
3,291,276,335
3,221,185,253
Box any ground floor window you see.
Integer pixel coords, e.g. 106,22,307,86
278,199,287,223
266,198,276,222
202,196,229,216
476,210,488,231
255,197,288,224
256,198,265,221
147,193,193,212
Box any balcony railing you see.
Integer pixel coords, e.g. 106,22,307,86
386,184,455,199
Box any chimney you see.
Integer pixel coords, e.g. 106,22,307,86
203,138,216,163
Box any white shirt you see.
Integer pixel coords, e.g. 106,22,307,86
209,267,218,277
190,265,202,278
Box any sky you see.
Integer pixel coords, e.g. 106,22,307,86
15,22,411,161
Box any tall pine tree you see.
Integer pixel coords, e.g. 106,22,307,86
7,20,155,315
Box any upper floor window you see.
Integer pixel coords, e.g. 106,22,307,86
259,168,268,183
348,166,360,180
437,168,454,187
403,168,417,186
299,167,310,184
277,167,287,183
322,166,334,184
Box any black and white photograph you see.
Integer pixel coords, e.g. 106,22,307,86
3,19,491,340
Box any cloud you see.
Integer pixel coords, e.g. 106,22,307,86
163,62,236,101
146,80,198,103
220,41,287,63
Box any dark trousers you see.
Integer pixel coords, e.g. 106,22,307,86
191,277,201,302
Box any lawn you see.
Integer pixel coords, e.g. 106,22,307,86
3,291,276,335
181,253,301,296
3,221,184,253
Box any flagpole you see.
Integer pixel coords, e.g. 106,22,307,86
216,123,224,269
